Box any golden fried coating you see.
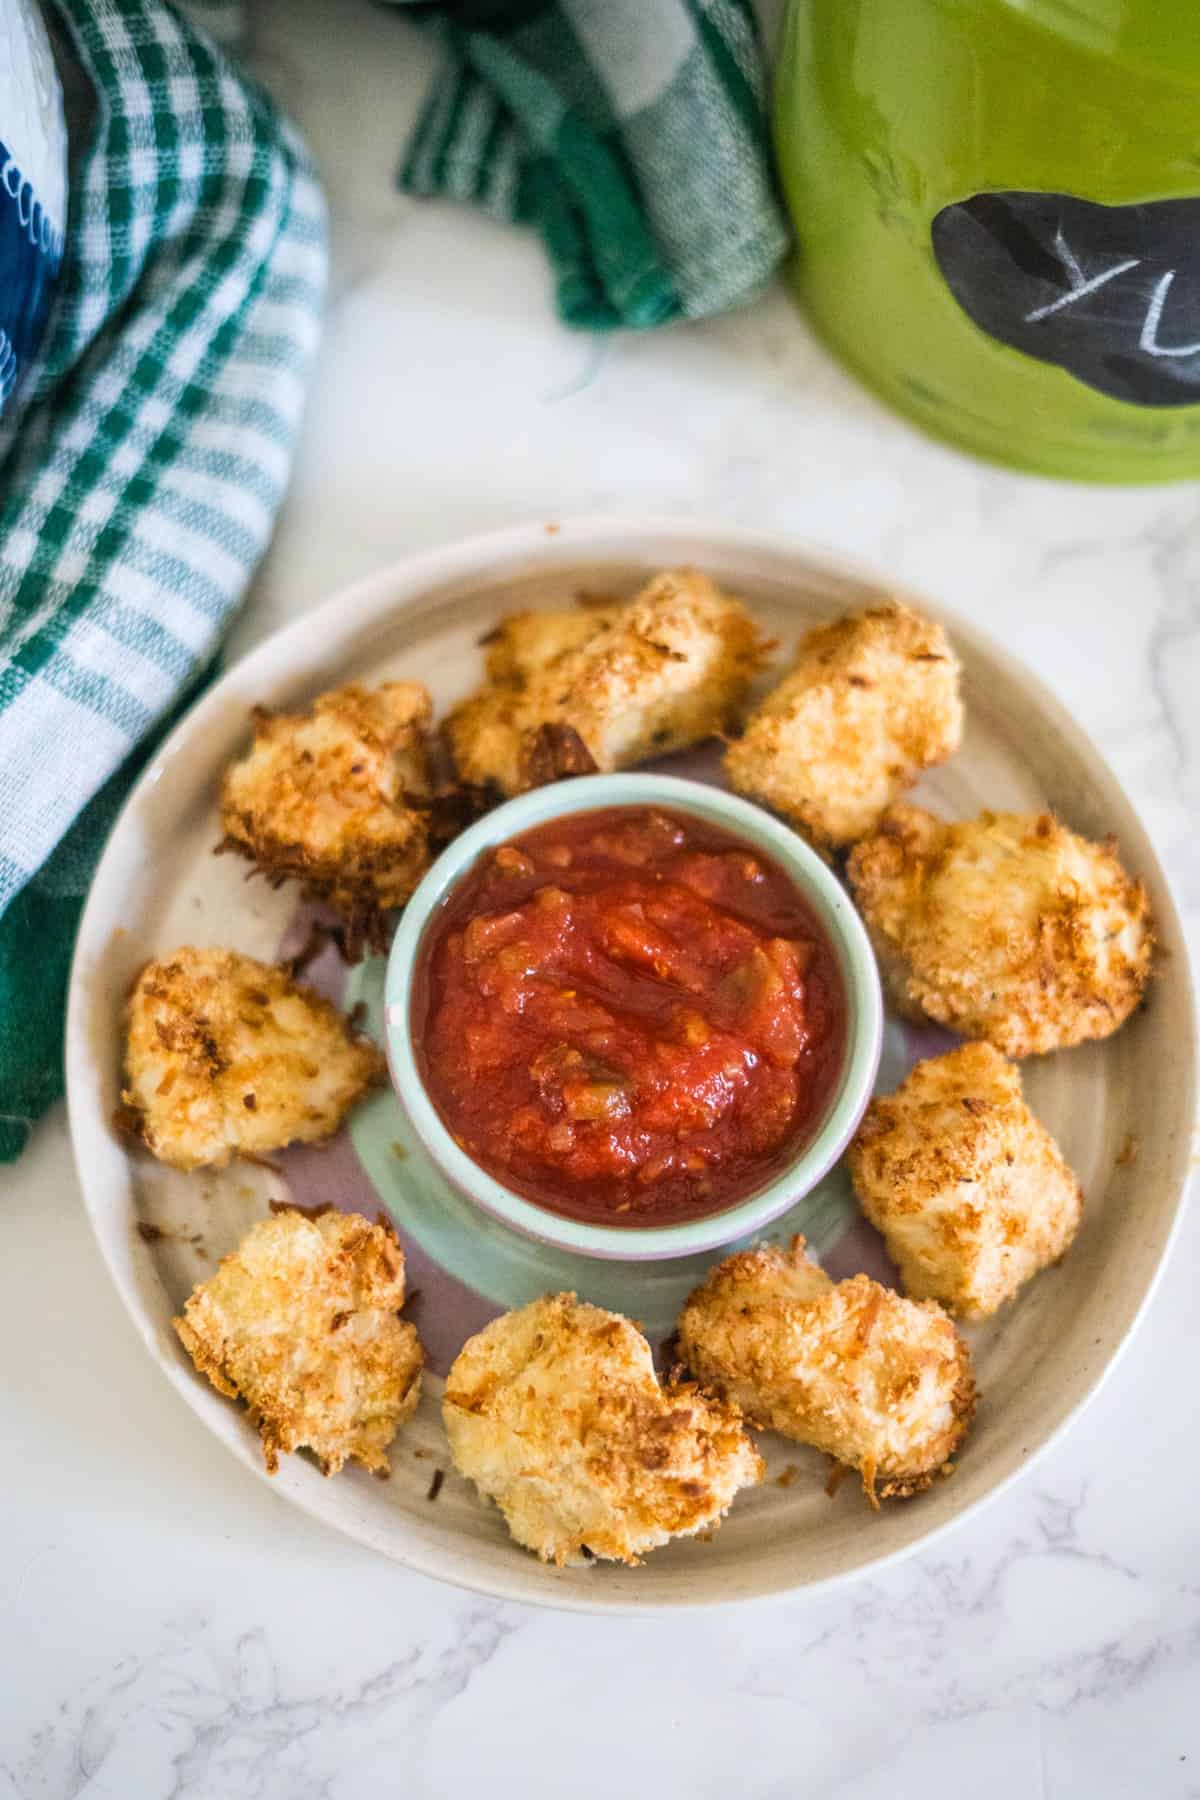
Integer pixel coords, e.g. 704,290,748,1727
443,1293,763,1565
848,1043,1082,1318
219,681,432,953
482,607,621,684
846,805,1154,1056
123,946,384,1171
677,1239,975,1504
174,1208,423,1475
445,569,766,796
724,602,963,847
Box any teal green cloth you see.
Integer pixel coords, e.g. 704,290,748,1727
0,0,326,1161
395,0,789,329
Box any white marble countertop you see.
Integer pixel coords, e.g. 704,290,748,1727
3,3,1199,1794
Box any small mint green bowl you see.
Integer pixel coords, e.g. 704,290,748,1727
384,772,883,1261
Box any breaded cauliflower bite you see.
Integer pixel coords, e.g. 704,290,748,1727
847,805,1153,1055
848,1043,1083,1318
174,1208,423,1475
445,568,766,796
219,681,432,953
725,602,963,847
677,1239,975,1504
123,946,384,1170
483,606,622,684
443,1293,764,1565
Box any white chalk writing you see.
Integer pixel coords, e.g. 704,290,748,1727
1025,227,1141,323
1138,269,1200,358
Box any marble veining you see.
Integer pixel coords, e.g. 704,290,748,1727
1,0,1198,1794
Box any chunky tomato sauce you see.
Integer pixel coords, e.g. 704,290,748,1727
413,806,846,1227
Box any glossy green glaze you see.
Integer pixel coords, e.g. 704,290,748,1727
774,0,1200,480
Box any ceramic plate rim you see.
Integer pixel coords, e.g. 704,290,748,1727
65,513,1198,1613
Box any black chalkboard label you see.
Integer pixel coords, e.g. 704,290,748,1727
932,192,1200,407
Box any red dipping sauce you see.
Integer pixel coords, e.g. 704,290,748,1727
413,806,846,1227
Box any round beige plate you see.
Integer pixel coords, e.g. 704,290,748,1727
66,517,1196,1612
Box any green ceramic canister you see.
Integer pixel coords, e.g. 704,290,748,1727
774,0,1200,481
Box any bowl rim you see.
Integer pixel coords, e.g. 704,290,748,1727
383,770,884,1259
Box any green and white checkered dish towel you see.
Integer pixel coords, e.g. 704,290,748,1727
395,0,788,329
0,0,326,1160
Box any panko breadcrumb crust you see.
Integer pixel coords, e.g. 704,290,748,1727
174,1208,423,1475
847,805,1153,1056
122,946,384,1170
848,1043,1083,1319
443,1293,764,1565
445,568,768,796
677,1239,976,1505
219,681,433,956
725,601,963,847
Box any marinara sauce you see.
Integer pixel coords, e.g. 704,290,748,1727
413,806,846,1227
